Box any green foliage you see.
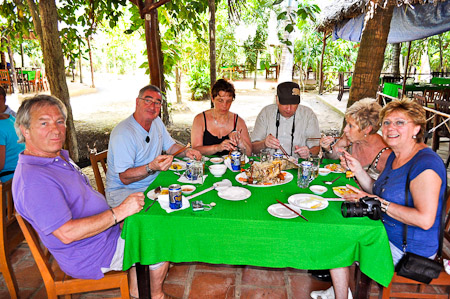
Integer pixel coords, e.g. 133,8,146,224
187,64,210,101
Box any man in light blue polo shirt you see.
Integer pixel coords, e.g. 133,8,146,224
106,84,201,208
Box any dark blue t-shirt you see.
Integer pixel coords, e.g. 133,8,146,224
373,148,446,257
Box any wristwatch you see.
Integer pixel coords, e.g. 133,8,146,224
146,164,156,175
380,198,391,213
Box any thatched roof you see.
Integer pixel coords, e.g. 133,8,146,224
317,0,447,33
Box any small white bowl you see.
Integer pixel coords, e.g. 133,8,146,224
310,185,327,195
210,157,224,164
181,185,196,195
209,164,227,177
319,168,331,176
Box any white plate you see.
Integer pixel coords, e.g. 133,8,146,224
288,194,329,211
217,187,251,201
267,203,302,219
169,161,186,171
324,163,345,173
332,186,357,198
235,172,293,187
146,187,169,200
210,157,224,164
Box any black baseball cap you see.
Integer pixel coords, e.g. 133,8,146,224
277,82,300,105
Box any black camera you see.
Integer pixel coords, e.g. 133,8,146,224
341,196,382,220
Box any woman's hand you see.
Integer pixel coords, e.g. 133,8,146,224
340,151,364,175
294,146,310,159
229,131,241,147
218,139,237,153
320,135,335,151
185,148,202,161
343,184,372,202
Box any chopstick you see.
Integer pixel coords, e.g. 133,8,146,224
172,142,190,157
145,198,158,212
278,144,290,158
276,200,308,222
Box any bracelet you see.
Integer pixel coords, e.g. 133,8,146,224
380,199,391,213
110,208,118,225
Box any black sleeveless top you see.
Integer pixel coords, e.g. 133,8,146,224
202,111,239,156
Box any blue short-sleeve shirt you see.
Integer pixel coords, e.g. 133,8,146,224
373,148,446,257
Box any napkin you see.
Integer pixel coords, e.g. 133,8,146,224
177,174,208,184
157,194,190,213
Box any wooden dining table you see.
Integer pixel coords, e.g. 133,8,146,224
121,158,394,298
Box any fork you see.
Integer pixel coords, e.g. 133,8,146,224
145,186,161,212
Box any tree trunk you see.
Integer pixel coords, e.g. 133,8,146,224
6,39,18,94
278,3,294,83
79,42,83,84
87,37,95,88
392,43,401,76
347,1,395,109
253,52,258,89
28,0,79,161
318,33,327,95
176,66,182,104
208,0,216,108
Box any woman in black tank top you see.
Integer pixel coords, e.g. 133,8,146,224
190,79,252,156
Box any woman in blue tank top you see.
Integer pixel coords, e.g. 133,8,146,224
312,99,446,299
191,79,252,156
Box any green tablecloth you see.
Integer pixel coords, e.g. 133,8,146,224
18,70,36,81
383,82,450,98
431,77,450,85
122,158,394,287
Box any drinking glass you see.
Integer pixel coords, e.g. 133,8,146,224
260,149,269,162
190,161,204,184
240,148,246,167
297,161,312,188
309,155,321,179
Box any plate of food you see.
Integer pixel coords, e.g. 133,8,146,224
147,187,169,200
288,194,329,211
332,186,358,198
169,161,186,171
325,163,345,173
235,171,293,187
235,161,293,187
267,203,302,219
217,187,251,201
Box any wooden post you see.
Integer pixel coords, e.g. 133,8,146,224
208,0,216,108
145,8,161,88
318,32,327,95
401,41,412,98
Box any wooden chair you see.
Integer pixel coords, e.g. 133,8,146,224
16,214,130,299
89,150,108,196
0,179,24,299
0,70,14,93
17,72,30,94
29,70,41,92
431,99,450,167
381,194,450,298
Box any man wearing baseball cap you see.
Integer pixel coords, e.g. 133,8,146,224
251,81,320,159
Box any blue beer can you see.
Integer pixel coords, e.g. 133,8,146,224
231,150,241,172
169,184,182,209
186,160,193,179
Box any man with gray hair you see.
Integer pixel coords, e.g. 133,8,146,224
13,95,170,298
106,84,201,208
0,86,16,117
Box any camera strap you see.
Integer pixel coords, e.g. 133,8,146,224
402,162,446,261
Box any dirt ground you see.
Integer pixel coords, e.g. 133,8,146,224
67,73,344,162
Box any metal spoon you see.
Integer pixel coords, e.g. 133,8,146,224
323,176,341,185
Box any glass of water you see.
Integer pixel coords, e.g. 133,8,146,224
309,155,321,179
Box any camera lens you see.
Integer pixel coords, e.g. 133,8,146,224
341,202,365,218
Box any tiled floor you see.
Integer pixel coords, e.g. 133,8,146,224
1,242,373,298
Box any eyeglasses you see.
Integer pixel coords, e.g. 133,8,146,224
139,97,162,107
381,119,410,128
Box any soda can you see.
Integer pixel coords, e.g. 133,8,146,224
231,150,241,172
297,161,313,188
185,160,193,179
169,184,182,209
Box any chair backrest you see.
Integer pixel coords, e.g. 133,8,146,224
15,214,56,289
0,70,10,83
89,150,108,196
434,99,450,115
1,179,15,228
